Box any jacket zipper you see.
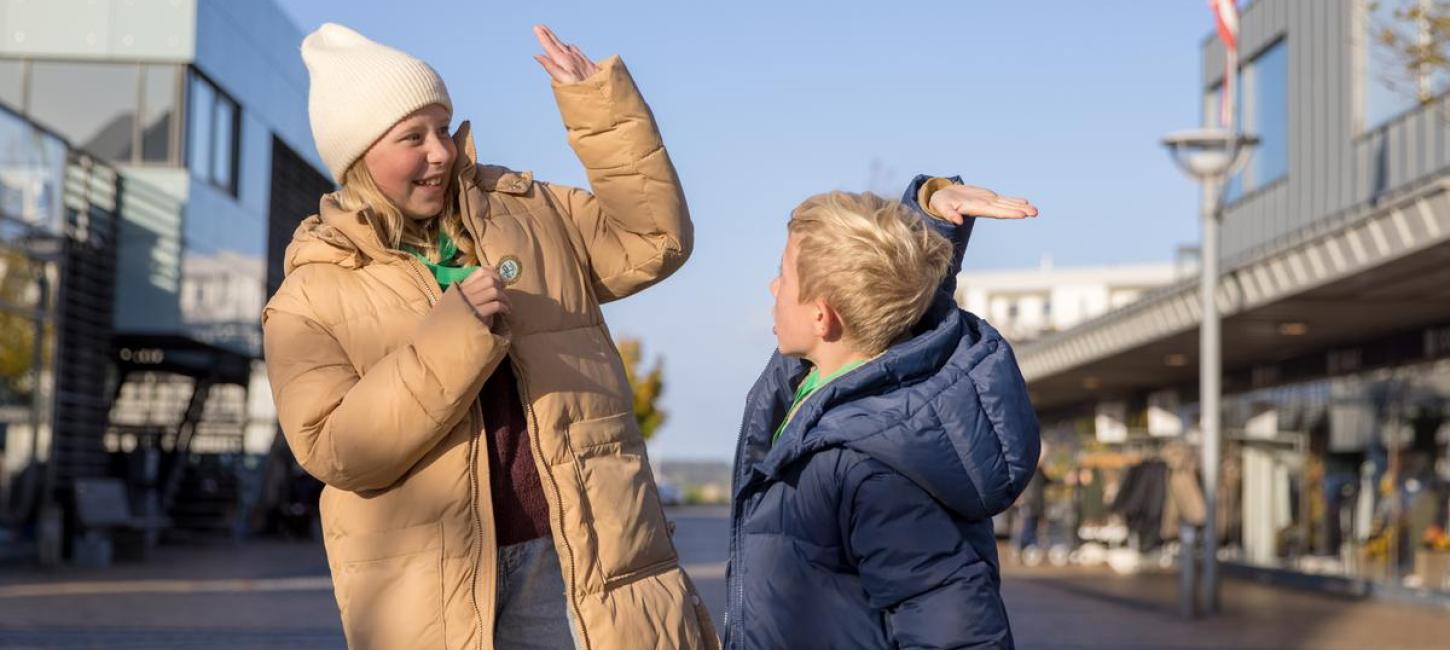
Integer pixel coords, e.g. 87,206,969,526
468,401,492,650
727,359,874,649
512,357,590,650
401,255,492,649
726,379,757,650
403,256,441,305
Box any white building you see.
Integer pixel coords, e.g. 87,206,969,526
955,257,1187,343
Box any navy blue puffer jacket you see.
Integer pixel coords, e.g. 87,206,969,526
723,176,1041,649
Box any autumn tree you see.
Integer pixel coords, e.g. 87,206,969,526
1369,1,1450,110
617,337,667,441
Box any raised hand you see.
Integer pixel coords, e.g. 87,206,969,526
928,184,1039,225
532,25,600,84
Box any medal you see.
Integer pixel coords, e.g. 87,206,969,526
498,256,523,286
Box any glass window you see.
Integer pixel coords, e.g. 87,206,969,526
0,246,49,411
0,306,39,410
0,109,67,233
1222,360,1450,594
141,65,178,164
187,73,213,180
186,71,239,196
0,60,24,112
211,95,237,194
1252,41,1288,187
1216,39,1287,203
27,62,139,162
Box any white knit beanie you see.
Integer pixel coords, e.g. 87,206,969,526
301,23,453,183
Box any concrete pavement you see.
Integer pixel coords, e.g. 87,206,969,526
2,506,1448,649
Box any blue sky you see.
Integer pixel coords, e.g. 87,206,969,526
277,0,1214,461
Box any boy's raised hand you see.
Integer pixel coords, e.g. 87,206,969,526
928,184,1038,225
532,25,600,84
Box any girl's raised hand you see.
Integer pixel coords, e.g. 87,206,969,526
532,25,600,84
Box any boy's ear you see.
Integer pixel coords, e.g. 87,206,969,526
814,297,845,341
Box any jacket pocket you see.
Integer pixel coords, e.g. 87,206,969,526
567,412,676,582
332,521,446,650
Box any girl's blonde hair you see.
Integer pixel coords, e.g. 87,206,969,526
336,160,475,264
788,191,952,356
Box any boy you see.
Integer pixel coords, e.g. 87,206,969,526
723,177,1042,649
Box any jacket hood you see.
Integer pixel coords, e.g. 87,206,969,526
740,295,1041,521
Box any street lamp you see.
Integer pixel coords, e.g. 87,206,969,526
1161,127,1257,617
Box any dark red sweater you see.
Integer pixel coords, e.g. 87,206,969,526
478,363,552,546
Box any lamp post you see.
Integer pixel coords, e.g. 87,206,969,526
1161,127,1257,616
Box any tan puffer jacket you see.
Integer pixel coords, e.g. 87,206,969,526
262,56,717,650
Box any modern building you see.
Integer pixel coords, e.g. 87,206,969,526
955,258,1186,344
0,104,120,563
1018,0,1450,599
0,0,332,561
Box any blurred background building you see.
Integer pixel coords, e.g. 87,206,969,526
1005,0,1450,603
0,0,331,563
956,257,1188,343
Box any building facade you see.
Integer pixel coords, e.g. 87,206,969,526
0,0,331,560
1017,0,1450,598
956,259,1185,344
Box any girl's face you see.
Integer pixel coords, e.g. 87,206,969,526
361,104,456,220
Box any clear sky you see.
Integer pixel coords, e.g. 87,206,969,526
276,0,1216,461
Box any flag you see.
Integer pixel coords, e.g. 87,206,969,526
1209,0,1240,128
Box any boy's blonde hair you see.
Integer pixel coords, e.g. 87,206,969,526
788,191,953,356
336,161,475,264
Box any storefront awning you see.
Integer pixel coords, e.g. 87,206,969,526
1019,177,1450,410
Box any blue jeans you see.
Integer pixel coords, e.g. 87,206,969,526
494,537,578,650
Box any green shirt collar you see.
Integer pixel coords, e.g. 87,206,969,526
402,229,478,291
772,359,868,444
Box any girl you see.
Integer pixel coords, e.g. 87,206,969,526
264,23,715,650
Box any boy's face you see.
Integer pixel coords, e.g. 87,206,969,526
770,234,824,357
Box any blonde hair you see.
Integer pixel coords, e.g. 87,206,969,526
336,160,474,264
788,191,953,355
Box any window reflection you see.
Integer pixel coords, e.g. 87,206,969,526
28,62,139,162
187,74,214,180
141,65,177,164
0,61,23,113
0,248,42,411
1208,39,1289,203
187,72,239,196
211,95,237,194
4,59,183,167
0,109,67,233
1253,42,1288,186
1363,0,1447,129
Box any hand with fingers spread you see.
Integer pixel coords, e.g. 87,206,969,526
532,24,600,84
928,184,1039,225
459,266,511,329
